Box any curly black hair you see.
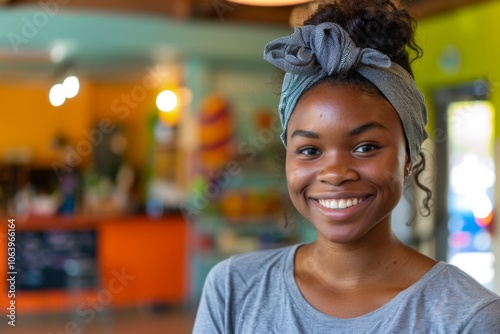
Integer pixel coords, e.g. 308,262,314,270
303,0,422,76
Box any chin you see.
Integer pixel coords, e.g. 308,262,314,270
317,214,392,244
323,234,365,245
317,225,370,245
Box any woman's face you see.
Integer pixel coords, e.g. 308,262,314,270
286,83,408,244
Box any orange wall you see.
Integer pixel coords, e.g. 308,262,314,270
0,82,92,167
0,79,159,170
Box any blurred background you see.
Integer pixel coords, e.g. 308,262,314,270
0,0,499,333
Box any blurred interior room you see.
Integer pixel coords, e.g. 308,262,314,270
0,0,499,333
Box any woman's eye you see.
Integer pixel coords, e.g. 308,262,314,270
355,144,378,153
298,147,321,156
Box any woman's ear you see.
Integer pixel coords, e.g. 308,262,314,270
402,151,409,177
404,157,412,179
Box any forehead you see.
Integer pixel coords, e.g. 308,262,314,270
288,83,401,132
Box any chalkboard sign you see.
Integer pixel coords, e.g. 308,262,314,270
14,229,97,290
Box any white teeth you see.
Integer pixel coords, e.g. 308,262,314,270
318,197,365,210
339,199,347,209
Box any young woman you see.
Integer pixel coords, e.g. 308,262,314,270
193,1,500,332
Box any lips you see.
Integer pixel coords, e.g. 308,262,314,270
317,197,366,210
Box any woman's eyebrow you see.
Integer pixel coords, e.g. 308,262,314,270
348,122,388,137
290,129,320,139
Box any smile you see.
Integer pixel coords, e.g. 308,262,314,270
318,197,365,210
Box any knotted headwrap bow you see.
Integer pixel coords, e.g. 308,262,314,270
263,22,428,163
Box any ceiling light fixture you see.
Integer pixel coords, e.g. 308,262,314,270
62,75,80,98
157,90,178,112
49,84,66,107
227,0,310,6
49,63,80,106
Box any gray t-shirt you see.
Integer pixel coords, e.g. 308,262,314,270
193,244,500,333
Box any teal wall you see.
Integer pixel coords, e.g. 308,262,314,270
0,6,292,71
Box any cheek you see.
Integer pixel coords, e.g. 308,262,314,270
388,137,407,174
285,163,311,213
286,159,313,189
374,157,405,194
286,165,312,207
285,163,299,191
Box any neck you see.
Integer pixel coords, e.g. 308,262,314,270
297,222,412,287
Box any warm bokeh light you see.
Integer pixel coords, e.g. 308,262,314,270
62,75,80,98
475,211,494,228
156,90,178,112
49,83,66,107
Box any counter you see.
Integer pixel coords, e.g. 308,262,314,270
0,214,189,314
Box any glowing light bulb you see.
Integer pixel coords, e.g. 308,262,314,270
49,84,66,107
156,90,178,112
63,75,80,98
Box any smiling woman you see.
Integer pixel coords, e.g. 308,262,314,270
192,1,500,333
285,83,408,245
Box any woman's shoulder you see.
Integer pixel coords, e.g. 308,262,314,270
433,263,500,332
231,243,299,265
206,244,300,283
374,261,500,332
434,262,499,299
410,261,499,312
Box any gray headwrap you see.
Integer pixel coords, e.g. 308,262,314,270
263,22,428,163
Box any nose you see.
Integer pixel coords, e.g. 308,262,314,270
316,152,359,186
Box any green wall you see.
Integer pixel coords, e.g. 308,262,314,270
414,2,500,293
413,1,500,136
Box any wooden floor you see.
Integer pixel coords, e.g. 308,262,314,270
0,308,197,334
